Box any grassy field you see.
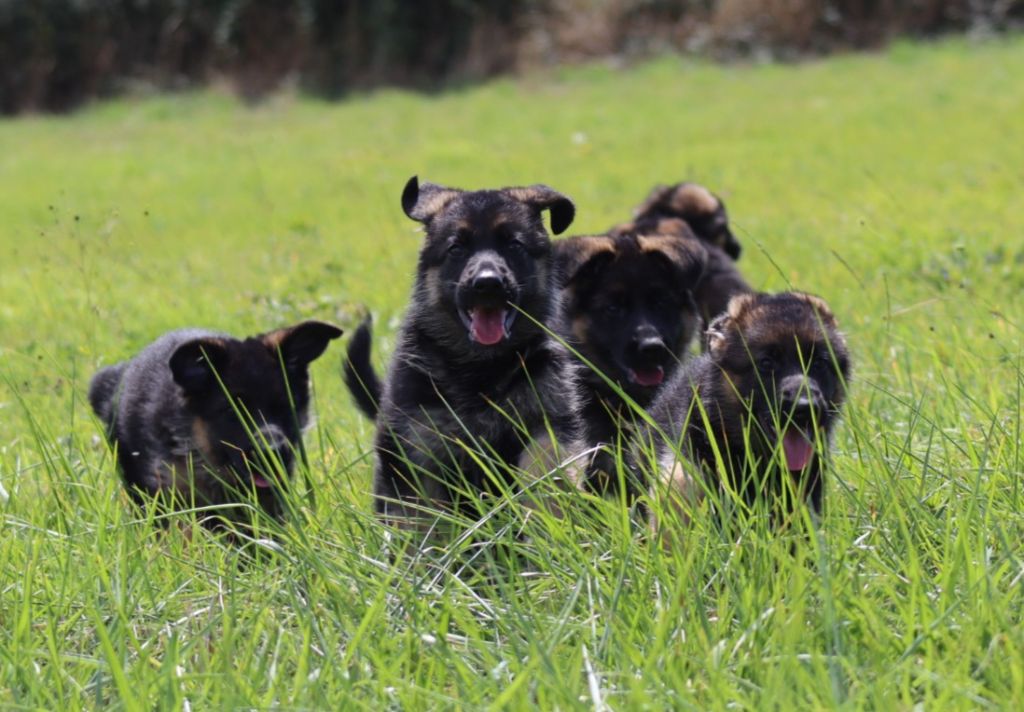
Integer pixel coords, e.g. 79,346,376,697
2,36,1023,709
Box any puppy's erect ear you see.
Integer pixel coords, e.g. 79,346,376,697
636,235,708,290
401,176,463,223
264,321,344,372
555,235,616,288
506,185,576,235
170,339,229,394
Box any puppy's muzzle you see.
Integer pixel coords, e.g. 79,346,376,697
777,376,825,472
457,253,518,345
626,327,669,387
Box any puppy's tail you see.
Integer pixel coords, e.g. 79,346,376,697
343,317,382,420
88,362,126,430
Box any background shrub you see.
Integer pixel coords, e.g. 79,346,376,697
1,0,1021,113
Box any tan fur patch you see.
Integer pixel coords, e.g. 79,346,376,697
706,317,731,356
635,234,666,254
726,293,757,321
571,314,590,343
570,235,617,262
262,330,288,350
505,185,557,205
560,235,617,286
670,184,719,216
415,189,461,220
651,217,694,238
191,418,215,461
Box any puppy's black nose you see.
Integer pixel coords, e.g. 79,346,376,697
779,377,824,423
635,334,667,357
472,270,503,294
781,395,815,417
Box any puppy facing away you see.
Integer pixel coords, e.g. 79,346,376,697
643,292,851,531
554,228,707,496
343,176,583,537
89,321,342,524
621,181,752,324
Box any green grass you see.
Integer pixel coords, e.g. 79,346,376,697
2,35,1024,708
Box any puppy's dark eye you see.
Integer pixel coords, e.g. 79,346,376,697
812,354,834,373
508,238,526,253
447,242,466,257
757,355,775,372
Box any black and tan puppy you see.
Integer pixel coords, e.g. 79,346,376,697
344,176,582,536
645,292,850,528
621,182,752,324
89,321,342,523
554,229,707,496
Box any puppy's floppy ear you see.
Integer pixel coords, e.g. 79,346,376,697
506,185,576,235
170,339,229,394
555,235,616,288
636,235,708,289
264,320,344,371
401,176,462,223
704,313,732,358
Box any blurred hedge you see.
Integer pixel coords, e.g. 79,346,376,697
1,0,1020,114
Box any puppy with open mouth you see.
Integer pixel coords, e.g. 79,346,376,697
89,321,342,526
554,227,707,497
643,291,851,534
344,176,584,540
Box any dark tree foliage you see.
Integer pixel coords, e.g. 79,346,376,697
0,0,1019,114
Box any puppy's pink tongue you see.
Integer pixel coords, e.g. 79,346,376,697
252,474,272,489
632,366,664,387
470,308,507,345
782,428,814,471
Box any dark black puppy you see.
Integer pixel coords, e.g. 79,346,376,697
344,176,582,537
644,292,850,532
623,182,752,324
554,229,706,496
89,321,342,523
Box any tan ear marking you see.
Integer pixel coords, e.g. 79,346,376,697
568,235,616,264
414,190,461,220
726,293,756,320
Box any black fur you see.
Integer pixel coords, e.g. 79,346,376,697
645,292,851,526
343,317,381,419
349,176,583,533
554,229,707,497
89,321,341,523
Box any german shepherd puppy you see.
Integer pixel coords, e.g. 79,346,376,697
344,176,582,535
554,228,707,496
644,292,850,530
89,321,342,523
621,182,752,324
